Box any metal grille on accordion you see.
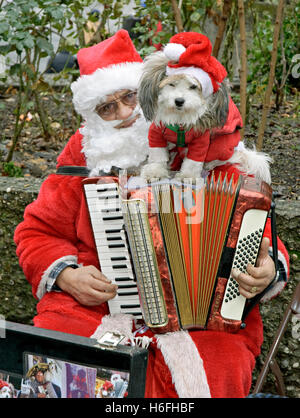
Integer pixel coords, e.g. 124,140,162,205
83,173,272,334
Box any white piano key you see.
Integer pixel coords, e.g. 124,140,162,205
92,220,124,230
95,238,126,247
101,267,134,276
99,252,131,261
87,200,121,211
84,186,118,195
100,259,132,268
83,182,118,191
86,196,120,205
117,291,139,299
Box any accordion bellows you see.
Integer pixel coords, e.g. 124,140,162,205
83,172,272,334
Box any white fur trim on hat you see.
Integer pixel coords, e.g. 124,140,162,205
71,61,143,117
164,43,186,62
166,65,214,98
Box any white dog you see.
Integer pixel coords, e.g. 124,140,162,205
139,44,271,184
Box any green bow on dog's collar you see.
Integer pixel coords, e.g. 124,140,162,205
166,124,187,147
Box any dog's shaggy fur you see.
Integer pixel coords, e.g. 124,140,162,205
139,51,229,133
139,51,271,183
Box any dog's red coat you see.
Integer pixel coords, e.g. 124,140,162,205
149,97,243,164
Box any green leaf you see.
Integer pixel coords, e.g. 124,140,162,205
190,11,201,22
23,35,35,49
0,22,10,34
36,37,53,55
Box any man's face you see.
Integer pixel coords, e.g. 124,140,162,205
35,371,45,384
95,89,138,128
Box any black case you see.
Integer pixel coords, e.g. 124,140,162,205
0,321,148,398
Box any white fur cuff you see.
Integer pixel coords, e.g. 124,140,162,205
177,157,204,180
148,147,169,163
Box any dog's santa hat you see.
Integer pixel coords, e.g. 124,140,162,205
0,380,9,390
163,32,227,98
71,29,143,117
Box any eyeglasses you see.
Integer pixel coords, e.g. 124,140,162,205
95,90,138,118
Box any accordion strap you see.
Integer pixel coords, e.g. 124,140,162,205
56,166,91,176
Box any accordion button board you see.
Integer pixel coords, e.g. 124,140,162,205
220,208,267,320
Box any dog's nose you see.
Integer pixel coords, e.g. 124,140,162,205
175,98,185,107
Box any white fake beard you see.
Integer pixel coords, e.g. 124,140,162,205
80,106,150,176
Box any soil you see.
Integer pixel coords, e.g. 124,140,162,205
0,87,299,201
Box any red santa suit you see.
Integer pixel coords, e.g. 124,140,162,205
14,30,290,398
14,129,289,398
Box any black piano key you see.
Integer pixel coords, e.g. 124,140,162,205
127,312,142,316
113,264,128,269
120,304,141,309
103,215,123,221
115,277,134,282
98,194,119,200
108,244,125,249
96,186,117,192
111,256,127,261
117,284,138,289
118,291,139,296
101,208,120,213
105,229,121,233
107,236,122,241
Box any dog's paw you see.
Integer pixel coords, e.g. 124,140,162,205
140,163,169,181
174,158,204,182
174,170,197,183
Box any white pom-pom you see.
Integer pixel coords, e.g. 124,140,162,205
164,43,186,62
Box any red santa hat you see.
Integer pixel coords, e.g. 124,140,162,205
163,32,227,98
0,380,9,390
101,380,114,396
71,29,143,116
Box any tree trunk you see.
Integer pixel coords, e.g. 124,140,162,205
256,0,285,151
212,0,232,59
237,0,247,139
170,0,184,32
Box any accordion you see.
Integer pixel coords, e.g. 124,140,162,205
83,172,272,334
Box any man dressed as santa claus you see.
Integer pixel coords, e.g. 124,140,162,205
14,30,289,398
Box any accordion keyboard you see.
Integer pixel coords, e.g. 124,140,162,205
220,209,267,321
84,181,142,318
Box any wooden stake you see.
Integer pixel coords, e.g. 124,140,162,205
212,0,232,58
238,0,247,139
256,0,285,151
170,0,184,32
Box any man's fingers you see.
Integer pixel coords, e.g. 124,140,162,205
85,265,111,282
89,275,118,293
256,237,270,266
231,268,263,298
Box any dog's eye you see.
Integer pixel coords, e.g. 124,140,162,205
169,83,175,87
190,84,198,90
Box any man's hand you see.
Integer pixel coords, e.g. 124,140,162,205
231,237,276,299
56,265,118,306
